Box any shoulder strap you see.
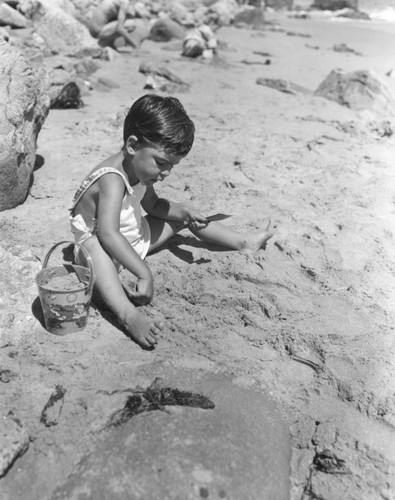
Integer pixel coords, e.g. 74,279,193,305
70,167,133,212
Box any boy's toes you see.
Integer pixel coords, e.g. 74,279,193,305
148,333,158,345
151,321,164,335
136,337,153,349
139,333,158,349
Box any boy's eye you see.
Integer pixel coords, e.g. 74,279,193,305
157,160,171,169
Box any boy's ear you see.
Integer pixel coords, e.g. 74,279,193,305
125,135,138,155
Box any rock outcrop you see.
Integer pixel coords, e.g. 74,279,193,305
20,0,98,55
315,69,395,117
0,39,49,211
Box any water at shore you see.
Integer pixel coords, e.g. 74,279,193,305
359,0,395,21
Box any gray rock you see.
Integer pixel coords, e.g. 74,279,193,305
148,17,186,42
257,77,311,95
51,374,291,500
234,6,265,27
139,60,190,93
0,39,49,211
0,244,41,332
30,1,98,55
310,0,358,10
266,0,294,10
0,414,30,478
0,3,28,28
336,8,370,19
18,0,78,19
207,0,239,25
314,69,395,117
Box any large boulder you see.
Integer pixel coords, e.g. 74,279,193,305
0,39,49,212
314,69,395,117
19,0,98,55
51,374,291,500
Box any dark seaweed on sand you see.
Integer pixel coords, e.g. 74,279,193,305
107,377,215,428
313,449,351,475
40,384,66,427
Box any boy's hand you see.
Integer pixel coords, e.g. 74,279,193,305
181,206,208,230
129,277,154,305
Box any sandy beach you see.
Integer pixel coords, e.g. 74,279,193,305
1,6,395,500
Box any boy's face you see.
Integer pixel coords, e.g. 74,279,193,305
129,140,183,186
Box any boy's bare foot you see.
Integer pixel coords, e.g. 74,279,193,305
120,310,164,349
241,221,277,255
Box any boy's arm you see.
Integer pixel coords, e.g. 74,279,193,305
142,186,207,226
96,174,152,282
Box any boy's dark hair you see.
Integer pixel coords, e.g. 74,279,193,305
123,94,195,156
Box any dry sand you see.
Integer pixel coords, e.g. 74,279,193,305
1,10,395,500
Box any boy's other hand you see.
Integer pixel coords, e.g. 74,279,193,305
129,277,154,305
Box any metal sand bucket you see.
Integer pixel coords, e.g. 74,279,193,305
36,241,94,335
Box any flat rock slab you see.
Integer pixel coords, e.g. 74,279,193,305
51,372,291,500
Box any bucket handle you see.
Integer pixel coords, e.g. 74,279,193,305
42,241,94,296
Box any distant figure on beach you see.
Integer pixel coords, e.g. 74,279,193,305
182,24,218,61
88,0,138,48
69,94,275,349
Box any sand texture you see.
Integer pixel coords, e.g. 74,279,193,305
0,11,395,500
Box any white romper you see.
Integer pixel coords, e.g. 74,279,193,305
69,167,151,261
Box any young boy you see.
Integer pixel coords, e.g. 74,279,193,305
70,94,274,349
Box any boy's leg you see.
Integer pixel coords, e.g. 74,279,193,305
188,220,276,254
145,215,275,255
146,216,185,253
77,235,162,348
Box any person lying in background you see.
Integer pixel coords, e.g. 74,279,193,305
182,24,218,61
